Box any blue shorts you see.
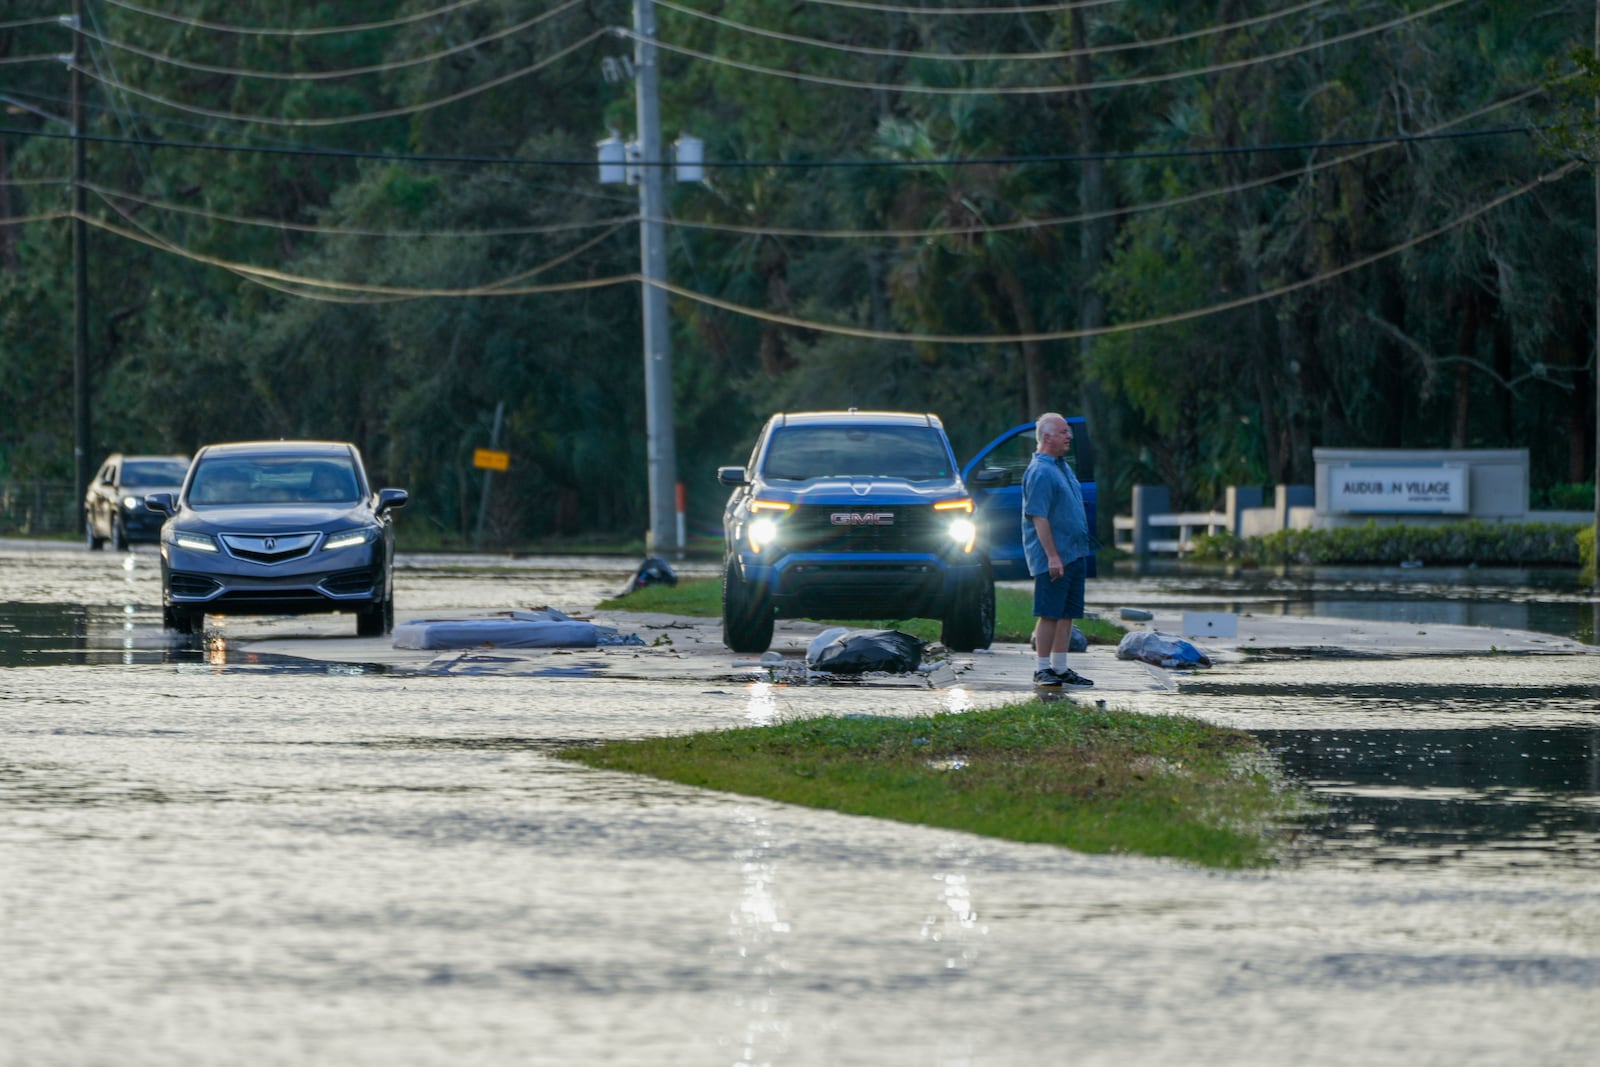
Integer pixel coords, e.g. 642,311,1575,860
1033,557,1086,620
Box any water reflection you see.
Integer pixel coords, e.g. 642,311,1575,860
1260,726,1600,872
1097,561,1598,645
729,807,792,1065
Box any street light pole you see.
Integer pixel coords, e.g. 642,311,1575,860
634,0,680,557
71,0,90,530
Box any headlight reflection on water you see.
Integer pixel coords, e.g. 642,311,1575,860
745,681,779,726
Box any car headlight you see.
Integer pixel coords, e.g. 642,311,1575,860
748,516,780,553
947,516,977,553
323,527,377,551
174,531,219,553
121,495,141,510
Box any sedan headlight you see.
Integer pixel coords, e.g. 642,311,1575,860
121,494,141,510
323,527,377,551
174,531,219,553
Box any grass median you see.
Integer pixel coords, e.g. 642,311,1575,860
596,577,1125,645
559,701,1303,869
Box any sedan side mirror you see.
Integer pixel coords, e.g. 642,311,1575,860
376,488,409,515
145,492,175,516
717,466,749,488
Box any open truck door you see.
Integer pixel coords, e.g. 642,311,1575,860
961,417,1096,581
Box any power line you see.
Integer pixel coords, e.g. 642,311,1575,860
81,180,640,238
66,28,610,127
62,162,1582,343
74,208,636,297
2,82,1539,249
101,0,491,38
0,53,69,66
40,82,1538,247
90,187,636,303
801,0,1122,14
1,119,1539,168
76,0,586,82
632,0,1475,96
650,163,1584,344
657,88,1550,240
653,0,1332,63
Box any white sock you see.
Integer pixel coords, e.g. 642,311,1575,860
1036,656,1050,672
1050,652,1068,673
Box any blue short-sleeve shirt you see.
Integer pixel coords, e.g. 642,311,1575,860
1021,452,1092,577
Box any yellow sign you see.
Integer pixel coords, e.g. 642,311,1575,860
473,448,510,472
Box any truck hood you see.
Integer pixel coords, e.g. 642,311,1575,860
753,477,964,506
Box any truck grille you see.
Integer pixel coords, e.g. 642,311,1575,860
778,504,944,554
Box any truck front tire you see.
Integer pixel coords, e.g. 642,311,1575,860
940,566,995,652
722,558,775,653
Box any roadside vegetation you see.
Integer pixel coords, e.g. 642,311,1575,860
596,577,1125,645
1187,520,1592,568
559,700,1307,869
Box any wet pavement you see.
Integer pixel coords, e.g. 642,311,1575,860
1,539,1598,1065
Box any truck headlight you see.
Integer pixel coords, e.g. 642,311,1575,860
748,517,780,552
946,517,977,553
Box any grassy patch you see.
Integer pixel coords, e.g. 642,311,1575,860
597,578,1124,645
558,701,1303,868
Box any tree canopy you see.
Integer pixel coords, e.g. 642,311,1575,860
1,0,1594,543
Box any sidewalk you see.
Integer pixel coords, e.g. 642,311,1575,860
234,606,1595,692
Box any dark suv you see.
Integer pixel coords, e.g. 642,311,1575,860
717,410,1005,653
84,453,190,550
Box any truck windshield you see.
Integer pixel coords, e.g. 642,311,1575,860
761,425,952,482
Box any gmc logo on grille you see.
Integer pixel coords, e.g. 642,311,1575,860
830,512,894,526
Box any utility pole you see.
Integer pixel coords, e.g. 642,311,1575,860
1593,0,1599,592
71,0,90,528
634,0,680,558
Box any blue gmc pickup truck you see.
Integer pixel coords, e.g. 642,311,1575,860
716,409,1095,653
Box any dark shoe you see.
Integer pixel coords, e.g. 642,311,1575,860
1057,668,1094,687
1033,668,1063,687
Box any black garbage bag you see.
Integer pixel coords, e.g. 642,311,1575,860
807,629,925,674
621,556,678,595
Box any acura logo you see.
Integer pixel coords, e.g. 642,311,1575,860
264,537,277,551
830,512,894,526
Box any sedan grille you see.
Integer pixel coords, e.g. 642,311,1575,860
320,569,375,596
169,573,222,598
219,532,319,565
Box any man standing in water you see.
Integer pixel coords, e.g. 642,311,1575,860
1021,412,1095,687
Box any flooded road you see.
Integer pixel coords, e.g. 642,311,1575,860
2,540,1597,1065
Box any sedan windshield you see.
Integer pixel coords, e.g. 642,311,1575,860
188,457,361,505
761,425,953,481
121,460,189,488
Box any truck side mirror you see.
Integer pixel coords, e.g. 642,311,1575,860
717,466,749,488
970,468,1011,489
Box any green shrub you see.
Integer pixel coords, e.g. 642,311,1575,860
1534,482,1595,510
1187,520,1587,567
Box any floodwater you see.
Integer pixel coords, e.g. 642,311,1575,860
2,540,1597,1065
